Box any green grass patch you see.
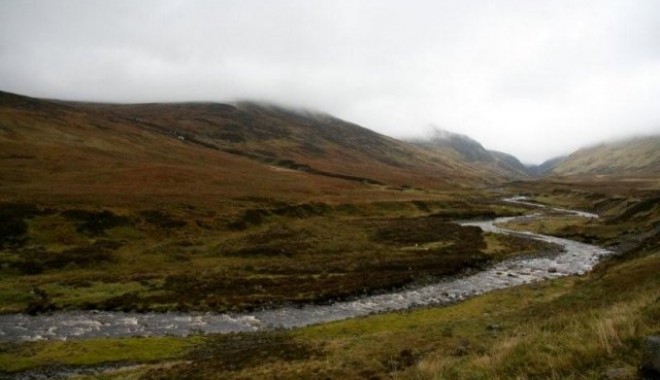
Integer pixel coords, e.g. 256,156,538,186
0,280,33,313
0,336,201,372
481,232,557,260
42,280,152,308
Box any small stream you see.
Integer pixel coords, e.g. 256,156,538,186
0,198,613,342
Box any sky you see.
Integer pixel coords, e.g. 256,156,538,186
1,1,660,164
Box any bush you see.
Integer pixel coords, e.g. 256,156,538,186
14,240,121,274
140,210,186,229
61,209,130,235
0,202,41,247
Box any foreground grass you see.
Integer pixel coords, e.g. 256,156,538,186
410,251,659,380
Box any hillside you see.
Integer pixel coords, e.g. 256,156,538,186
526,156,566,176
0,90,547,317
409,128,530,179
0,91,525,208
548,136,660,177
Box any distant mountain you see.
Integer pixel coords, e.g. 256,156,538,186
408,128,529,179
526,156,566,177
0,91,525,206
490,151,531,177
547,136,660,177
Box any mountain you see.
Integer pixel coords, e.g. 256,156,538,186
490,150,531,177
0,91,523,207
526,156,566,177
408,128,530,179
547,136,660,177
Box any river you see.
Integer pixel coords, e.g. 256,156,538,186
0,197,613,342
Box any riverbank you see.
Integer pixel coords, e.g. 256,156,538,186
0,197,541,315
0,199,611,341
2,235,657,379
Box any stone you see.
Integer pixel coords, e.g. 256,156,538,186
640,336,660,379
548,267,558,273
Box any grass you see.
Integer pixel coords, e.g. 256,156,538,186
411,251,660,380
0,197,540,314
0,336,200,372
3,248,656,379
1,92,658,378
0,179,657,379
481,232,558,260
500,214,591,237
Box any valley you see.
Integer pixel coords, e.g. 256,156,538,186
0,91,658,379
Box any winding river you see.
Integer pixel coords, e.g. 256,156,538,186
0,198,612,342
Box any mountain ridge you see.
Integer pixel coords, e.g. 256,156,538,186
3,89,654,193
407,128,530,179
0,90,528,208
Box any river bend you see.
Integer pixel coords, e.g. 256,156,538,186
0,198,612,341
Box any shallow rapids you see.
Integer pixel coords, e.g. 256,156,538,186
0,198,613,341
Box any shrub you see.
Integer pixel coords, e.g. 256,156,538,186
140,210,186,229
61,209,130,235
14,240,120,274
0,202,41,247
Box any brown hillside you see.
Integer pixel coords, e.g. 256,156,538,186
0,91,515,207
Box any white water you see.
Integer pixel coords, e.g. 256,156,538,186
0,198,612,341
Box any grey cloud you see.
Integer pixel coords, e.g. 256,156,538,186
1,0,659,163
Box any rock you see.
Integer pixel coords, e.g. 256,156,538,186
548,267,558,273
641,336,660,379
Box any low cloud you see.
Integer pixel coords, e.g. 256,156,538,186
1,0,659,163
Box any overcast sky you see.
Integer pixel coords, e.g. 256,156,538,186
1,0,659,163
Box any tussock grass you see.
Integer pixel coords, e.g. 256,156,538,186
415,291,658,379
409,251,660,380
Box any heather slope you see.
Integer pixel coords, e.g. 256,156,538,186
548,136,660,177
0,91,526,209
